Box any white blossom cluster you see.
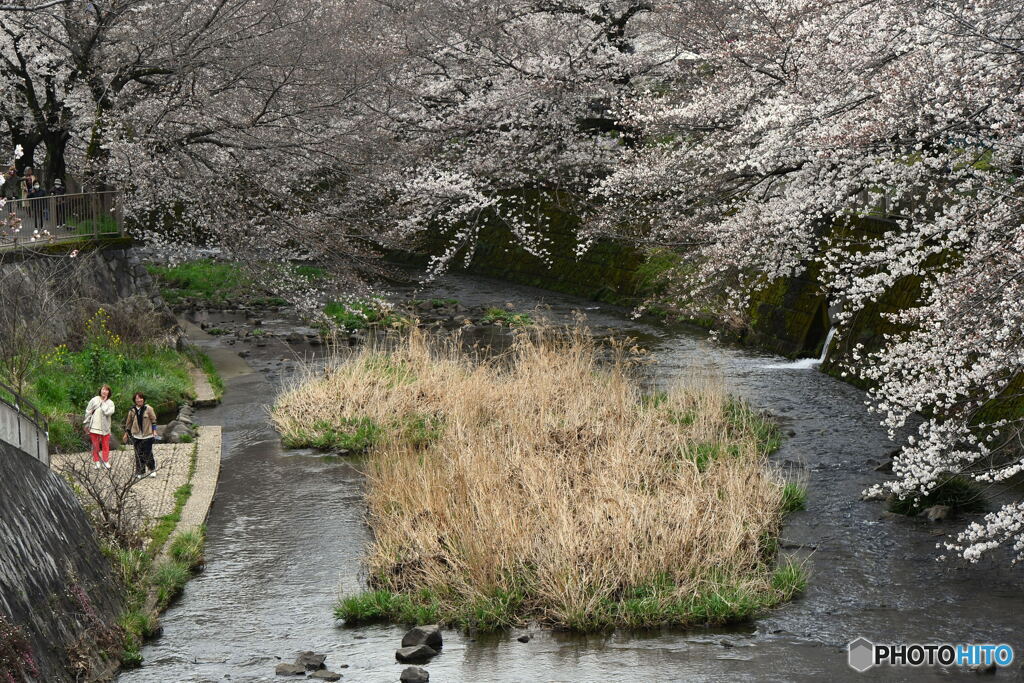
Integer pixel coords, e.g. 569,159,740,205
589,0,1024,563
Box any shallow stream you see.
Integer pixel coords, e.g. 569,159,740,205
118,274,1024,682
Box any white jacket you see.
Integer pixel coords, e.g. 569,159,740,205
84,397,115,435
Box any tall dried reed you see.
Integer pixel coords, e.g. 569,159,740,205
272,326,804,630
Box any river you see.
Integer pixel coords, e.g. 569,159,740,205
118,273,1024,682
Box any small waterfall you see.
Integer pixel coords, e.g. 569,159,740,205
818,325,837,363
762,325,837,370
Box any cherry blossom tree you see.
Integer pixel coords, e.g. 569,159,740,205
590,0,1024,563
351,0,677,275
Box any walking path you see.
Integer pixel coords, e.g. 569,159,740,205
51,440,197,524
159,425,221,559
50,426,222,553
190,366,219,407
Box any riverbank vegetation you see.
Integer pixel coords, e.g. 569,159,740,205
93,440,205,668
273,327,804,630
148,259,328,308
15,309,195,453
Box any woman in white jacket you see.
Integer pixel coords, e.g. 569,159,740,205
84,384,115,469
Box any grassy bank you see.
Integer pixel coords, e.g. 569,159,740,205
147,258,328,307
273,327,805,631
108,440,206,668
18,310,196,452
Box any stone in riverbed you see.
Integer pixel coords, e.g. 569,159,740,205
274,662,306,676
517,634,530,643
294,651,327,670
400,666,430,683
308,670,342,681
401,625,442,650
923,505,952,523
395,645,437,663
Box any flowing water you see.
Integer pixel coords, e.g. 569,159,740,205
119,274,1024,683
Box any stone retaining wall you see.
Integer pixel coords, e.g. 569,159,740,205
0,442,124,682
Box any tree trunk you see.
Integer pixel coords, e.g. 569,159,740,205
42,132,69,188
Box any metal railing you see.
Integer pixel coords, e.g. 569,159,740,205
0,190,123,249
0,380,49,466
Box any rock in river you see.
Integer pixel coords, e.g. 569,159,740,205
400,666,430,683
309,670,343,681
275,662,306,676
401,625,443,650
395,645,437,664
923,505,952,523
295,650,327,670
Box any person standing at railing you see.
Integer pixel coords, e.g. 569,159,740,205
27,182,47,230
83,384,115,469
49,178,66,227
1,166,18,201
20,167,36,200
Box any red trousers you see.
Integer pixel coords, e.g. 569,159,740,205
90,433,110,462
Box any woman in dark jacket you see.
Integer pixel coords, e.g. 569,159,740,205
124,392,159,478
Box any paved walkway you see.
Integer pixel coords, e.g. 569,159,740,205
50,426,222,553
159,425,221,559
51,439,197,525
190,366,219,407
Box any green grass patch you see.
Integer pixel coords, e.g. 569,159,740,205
324,300,407,331
770,560,808,600
724,399,782,453
633,247,683,298
888,474,987,516
481,308,533,326
147,259,250,305
334,589,442,626
67,215,120,236
151,561,193,609
282,417,383,451
117,608,158,668
169,527,206,567
293,264,327,281
781,482,807,513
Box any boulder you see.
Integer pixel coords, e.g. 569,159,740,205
401,625,442,650
923,505,952,523
400,666,430,683
517,634,530,643
308,671,342,681
275,663,306,676
295,651,327,671
162,422,193,444
395,645,437,664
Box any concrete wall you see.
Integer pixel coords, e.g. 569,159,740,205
0,441,124,682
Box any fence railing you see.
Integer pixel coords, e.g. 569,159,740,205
1,191,123,249
0,380,49,466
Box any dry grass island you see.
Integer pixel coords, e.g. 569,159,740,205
271,326,806,630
